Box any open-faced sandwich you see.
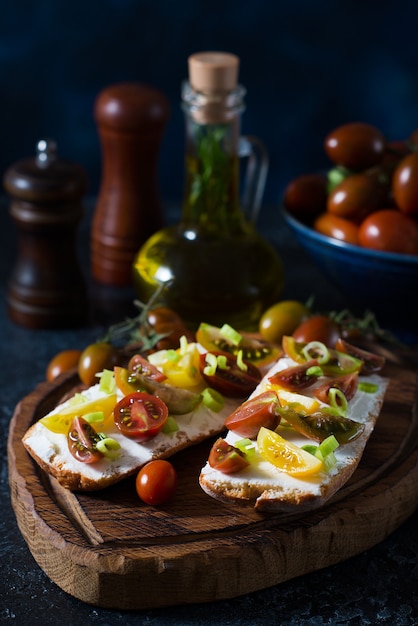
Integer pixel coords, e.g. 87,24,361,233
22,324,280,492
199,335,388,512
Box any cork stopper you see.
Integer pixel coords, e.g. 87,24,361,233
188,52,239,94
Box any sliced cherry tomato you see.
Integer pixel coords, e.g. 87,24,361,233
114,366,145,396
147,342,203,388
67,416,104,464
224,390,281,439
208,438,250,474
78,342,120,386
196,322,280,368
282,336,363,377
128,354,166,382
40,393,117,434
46,349,82,381
292,315,341,347
276,406,364,444
136,460,178,505
313,372,359,405
334,338,385,374
114,392,168,441
199,351,262,398
268,359,321,392
257,427,323,477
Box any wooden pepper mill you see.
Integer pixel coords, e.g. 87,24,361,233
91,82,170,286
4,139,88,329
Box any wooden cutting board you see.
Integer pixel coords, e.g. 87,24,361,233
8,350,418,610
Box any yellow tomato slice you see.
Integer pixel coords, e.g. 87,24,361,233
40,393,117,434
274,389,321,414
149,343,203,388
257,426,323,477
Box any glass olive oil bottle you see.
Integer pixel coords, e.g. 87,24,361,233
132,52,284,330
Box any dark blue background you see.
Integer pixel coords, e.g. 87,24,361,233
1,0,418,213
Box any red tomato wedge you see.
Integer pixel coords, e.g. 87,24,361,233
67,416,104,464
208,438,250,474
224,390,281,438
313,372,359,405
268,359,321,391
199,351,262,398
114,392,168,441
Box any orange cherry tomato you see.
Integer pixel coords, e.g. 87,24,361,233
136,460,178,505
314,213,360,245
46,349,83,381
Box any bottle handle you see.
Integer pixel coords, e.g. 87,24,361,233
239,135,269,223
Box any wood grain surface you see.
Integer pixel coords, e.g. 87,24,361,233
8,352,418,610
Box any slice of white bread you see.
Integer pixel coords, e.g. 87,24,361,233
199,356,388,512
22,381,242,492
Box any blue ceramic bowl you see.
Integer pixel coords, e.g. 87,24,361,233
282,209,418,326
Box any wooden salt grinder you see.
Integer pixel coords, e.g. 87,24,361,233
4,139,88,329
91,82,170,286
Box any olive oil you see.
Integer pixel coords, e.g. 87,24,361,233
132,52,284,330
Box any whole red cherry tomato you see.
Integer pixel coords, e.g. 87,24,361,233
392,153,418,215
283,173,328,221
314,213,360,245
358,209,418,255
136,460,177,505
46,349,82,381
324,122,386,170
327,172,388,222
292,315,341,348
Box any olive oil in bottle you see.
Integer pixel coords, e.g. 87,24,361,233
132,52,284,330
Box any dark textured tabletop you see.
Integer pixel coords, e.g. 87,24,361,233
1,199,418,626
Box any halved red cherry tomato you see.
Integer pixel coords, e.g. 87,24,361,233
114,366,145,396
224,390,281,439
114,392,168,441
128,354,166,382
313,372,359,405
199,351,262,397
208,438,250,474
196,322,280,368
335,338,385,375
268,359,321,392
67,416,103,464
136,460,178,505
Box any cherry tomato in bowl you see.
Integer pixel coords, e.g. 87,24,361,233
358,209,418,255
136,460,178,505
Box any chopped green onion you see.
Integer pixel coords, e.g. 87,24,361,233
318,434,339,457
358,382,378,393
235,438,256,459
96,436,121,459
216,355,229,370
201,387,225,412
301,443,319,456
220,323,242,346
203,353,218,375
302,341,330,364
328,388,348,416
166,349,180,362
162,416,179,434
236,350,248,371
83,411,105,424
68,392,87,406
98,369,116,394
306,365,323,377
179,335,189,354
